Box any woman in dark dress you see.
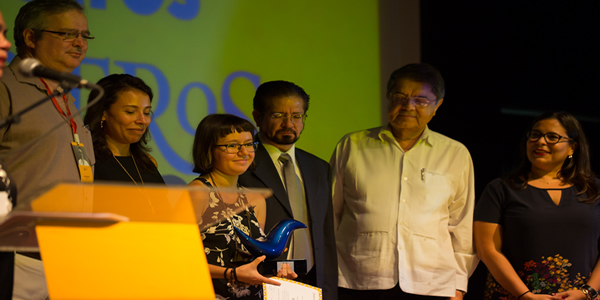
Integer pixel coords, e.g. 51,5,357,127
474,111,600,300
189,114,296,300
84,74,164,184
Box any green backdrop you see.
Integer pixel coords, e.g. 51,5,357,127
0,0,381,183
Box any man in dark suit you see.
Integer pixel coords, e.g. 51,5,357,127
239,80,337,299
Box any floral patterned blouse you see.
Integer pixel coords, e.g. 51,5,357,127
474,178,600,299
196,178,266,300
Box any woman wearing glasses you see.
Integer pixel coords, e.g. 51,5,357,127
189,114,296,300
474,111,600,300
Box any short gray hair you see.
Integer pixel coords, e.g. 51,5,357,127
14,0,84,56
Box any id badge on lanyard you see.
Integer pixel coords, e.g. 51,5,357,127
41,78,93,183
71,141,93,183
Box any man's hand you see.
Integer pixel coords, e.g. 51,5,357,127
276,262,298,280
448,290,464,300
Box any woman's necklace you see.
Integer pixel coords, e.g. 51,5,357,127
208,173,252,238
114,155,144,186
528,173,562,185
209,173,231,204
113,155,155,213
208,173,222,197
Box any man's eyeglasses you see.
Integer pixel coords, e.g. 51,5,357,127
526,131,572,144
216,142,259,154
389,93,436,107
270,113,307,123
41,30,95,41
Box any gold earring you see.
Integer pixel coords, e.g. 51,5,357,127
568,155,573,159
101,120,104,129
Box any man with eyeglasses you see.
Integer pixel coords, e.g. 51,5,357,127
239,80,338,300
330,64,477,300
0,1,94,299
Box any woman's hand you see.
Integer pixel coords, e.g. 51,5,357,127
276,263,298,280
520,292,579,300
235,256,282,286
550,289,587,299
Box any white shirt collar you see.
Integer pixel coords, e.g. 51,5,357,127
379,125,434,148
258,133,298,164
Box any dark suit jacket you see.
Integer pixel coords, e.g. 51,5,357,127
239,142,338,300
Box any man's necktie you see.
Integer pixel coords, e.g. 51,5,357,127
278,153,313,269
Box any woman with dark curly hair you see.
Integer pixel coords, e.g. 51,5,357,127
84,74,164,184
474,111,600,300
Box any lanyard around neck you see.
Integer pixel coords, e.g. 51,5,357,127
40,77,78,137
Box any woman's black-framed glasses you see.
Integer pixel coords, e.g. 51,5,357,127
216,142,259,154
526,131,572,144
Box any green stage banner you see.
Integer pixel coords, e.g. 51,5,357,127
0,0,380,183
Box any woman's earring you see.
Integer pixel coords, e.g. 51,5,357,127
101,120,104,129
568,155,573,159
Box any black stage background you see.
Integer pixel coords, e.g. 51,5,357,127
420,2,600,298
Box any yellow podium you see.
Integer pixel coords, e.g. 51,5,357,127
0,182,258,300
